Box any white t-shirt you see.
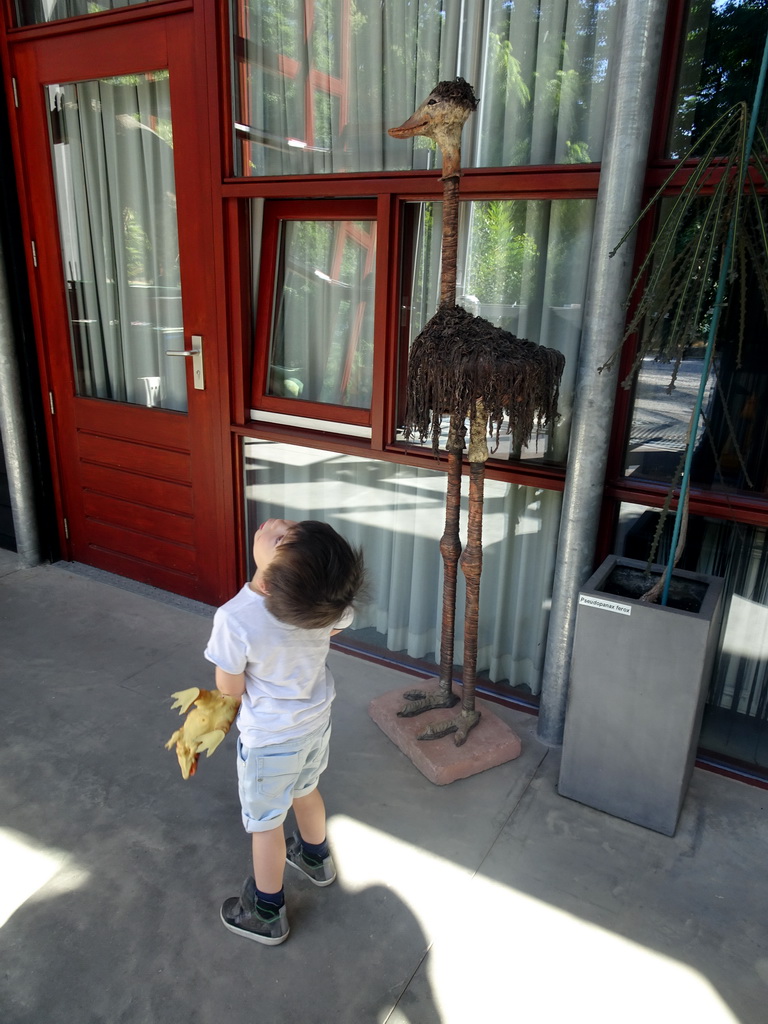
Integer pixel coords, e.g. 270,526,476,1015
204,584,353,748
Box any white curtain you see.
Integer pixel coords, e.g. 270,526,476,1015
269,220,376,408
697,523,768,722
244,440,562,692
233,0,621,175
48,74,186,410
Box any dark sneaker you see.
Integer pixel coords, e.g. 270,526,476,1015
220,876,289,945
285,831,336,887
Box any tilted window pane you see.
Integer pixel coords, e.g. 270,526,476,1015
398,199,595,463
230,0,620,175
47,74,187,411
668,0,768,158
15,0,152,26
244,439,562,696
267,220,375,410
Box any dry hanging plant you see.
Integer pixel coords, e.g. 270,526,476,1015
601,96,768,601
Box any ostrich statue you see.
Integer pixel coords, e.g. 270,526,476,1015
389,79,565,746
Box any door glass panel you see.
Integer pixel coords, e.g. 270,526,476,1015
47,72,187,411
266,219,375,410
15,1,153,27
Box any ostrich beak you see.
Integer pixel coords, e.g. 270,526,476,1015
388,114,429,140
388,112,463,179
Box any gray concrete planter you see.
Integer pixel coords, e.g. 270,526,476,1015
558,555,725,836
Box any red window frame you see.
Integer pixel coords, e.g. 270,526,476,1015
250,198,377,430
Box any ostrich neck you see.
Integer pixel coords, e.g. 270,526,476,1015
439,175,460,308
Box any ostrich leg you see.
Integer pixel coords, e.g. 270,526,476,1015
399,416,464,717
399,175,465,718
420,404,487,744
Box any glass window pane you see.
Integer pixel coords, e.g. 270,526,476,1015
398,198,595,463
47,73,187,411
244,439,562,697
266,220,375,410
625,346,768,494
623,199,768,496
668,0,768,158
15,0,153,27
230,0,621,175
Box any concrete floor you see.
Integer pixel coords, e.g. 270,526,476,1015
1,550,767,1024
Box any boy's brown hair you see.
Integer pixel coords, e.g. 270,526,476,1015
262,520,366,629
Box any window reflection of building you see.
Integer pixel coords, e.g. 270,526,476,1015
233,0,350,176
232,0,621,175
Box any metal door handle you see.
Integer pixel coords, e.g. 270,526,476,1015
165,335,205,390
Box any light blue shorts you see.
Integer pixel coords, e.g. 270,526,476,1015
236,716,331,834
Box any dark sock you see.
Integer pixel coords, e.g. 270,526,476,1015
300,836,330,865
254,885,285,918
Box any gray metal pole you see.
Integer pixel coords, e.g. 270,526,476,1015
0,231,41,567
537,0,669,745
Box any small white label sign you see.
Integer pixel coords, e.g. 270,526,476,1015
579,594,632,616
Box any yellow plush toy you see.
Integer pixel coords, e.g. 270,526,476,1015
165,687,239,779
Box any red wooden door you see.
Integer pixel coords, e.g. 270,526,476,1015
10,13,234,604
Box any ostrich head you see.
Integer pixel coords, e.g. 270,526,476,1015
388,78,478,179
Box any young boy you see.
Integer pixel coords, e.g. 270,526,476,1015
204,518,365,945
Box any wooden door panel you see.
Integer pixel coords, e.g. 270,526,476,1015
72,398,191,445
73,420,198,590
71,402,197,591
79,464,193,516
85,522,197,577
81,492,194,547
76,430,193,485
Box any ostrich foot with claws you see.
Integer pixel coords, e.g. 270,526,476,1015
419,708,481,746
397,687,460,718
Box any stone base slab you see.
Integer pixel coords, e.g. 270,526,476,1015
368,686,522,785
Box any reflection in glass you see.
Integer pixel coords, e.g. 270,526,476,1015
616,503,768,772
16,0,151,26
267,220,375,409
47,74,187,411
668,0,768,158
399,199,595,463
244,439,562,695
627,351,768,494
231,0,620,175
624,202,768,495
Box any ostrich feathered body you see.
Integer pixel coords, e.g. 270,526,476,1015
404,304,565,454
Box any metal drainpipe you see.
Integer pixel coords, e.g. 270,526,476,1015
0,230,41,567
537,0,669,745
